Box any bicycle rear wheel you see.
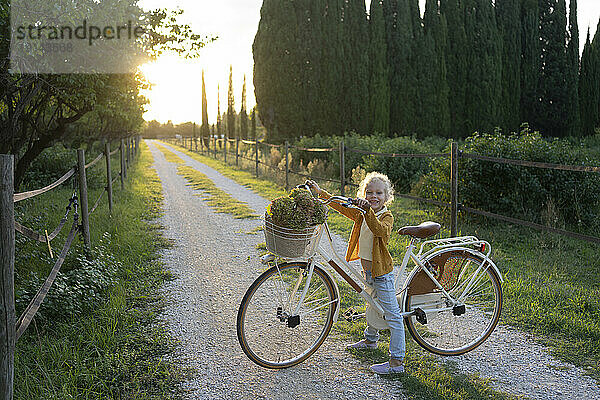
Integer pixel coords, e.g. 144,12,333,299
237,261,338,369
404,249,502,356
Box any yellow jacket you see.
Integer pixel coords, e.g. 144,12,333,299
320,190,394,277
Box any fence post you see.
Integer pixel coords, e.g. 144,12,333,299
236,138,239,166
126,137,130,165
120,139,125,189
77,150,91,248
285,141,289,192
224,135,227,163
255,138,259,178
0,155,15,400
104,142,113,213
450,142,458,237
213,136,217,159
339,140,345,197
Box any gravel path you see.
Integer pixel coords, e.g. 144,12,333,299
148,140,600,400
148,141,404,400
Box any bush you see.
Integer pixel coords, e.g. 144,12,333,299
291,132,446,193
21,144,105,191
15,233,120,323
416,126,600,229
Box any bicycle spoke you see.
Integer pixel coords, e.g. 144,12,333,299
406,252,502,356
237,263,337,368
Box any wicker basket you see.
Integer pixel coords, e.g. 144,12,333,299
264,218,320,258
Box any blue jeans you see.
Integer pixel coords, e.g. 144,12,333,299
364,270,406,360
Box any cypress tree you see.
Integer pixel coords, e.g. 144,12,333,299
463,0,502,135
253,0,301,141
421,0,450,137
302,0,325,136
496,0,522,134
227,65,236,139
536,0,569,137
369,0,390,135
320,0,345,135
440,0,468,138
217,84,221,137
566,0,580,136
201,70,209,144
520,0,540,129
240,75,248,139
342,0,369,134
387,0,419,135
579,29,597,136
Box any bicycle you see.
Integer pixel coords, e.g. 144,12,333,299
236,185,503,369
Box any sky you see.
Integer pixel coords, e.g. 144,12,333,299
138,0,600,126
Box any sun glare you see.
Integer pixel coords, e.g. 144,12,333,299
138,56,203,125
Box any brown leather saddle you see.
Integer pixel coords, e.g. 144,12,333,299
397,221,441,239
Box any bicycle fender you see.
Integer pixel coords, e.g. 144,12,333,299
459,248,504,283
398,247,503,311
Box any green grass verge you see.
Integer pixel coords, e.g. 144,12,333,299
160,141,520,399
14,142,186,399
155,143,257,219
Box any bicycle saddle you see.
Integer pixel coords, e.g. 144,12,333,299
397,221,441,239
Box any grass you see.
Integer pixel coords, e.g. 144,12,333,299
14,142,186,399
155,143,257,219
160,140,522,400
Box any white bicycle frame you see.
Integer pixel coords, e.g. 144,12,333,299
268,196,503,326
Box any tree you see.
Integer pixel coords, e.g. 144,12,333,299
463,0,502,135
440,0,468,137
0,1,212,189
201,69,210,144
227,65,235,139
535,0,569,137
566,0,580,136
579,24,600,136
385,0,420,135
496,0,522,134
240,75,248,139
368,0,390,135
421,0,450,137
520,0,540,129
217,84,222,136
253,0,302,141
342,0,369,134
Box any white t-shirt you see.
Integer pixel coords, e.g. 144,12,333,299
358,206,388,261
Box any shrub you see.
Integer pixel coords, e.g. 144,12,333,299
416,126,600,229
21,144,105,191
362,136,439,193
15,233,120,323
291,132,445,193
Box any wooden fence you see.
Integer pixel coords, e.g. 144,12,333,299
0,135,140,399
164,135,600,246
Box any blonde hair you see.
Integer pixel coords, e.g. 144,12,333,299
356,171,395,205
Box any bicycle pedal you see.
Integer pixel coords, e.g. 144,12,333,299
342,307,365,322
414,307,427,325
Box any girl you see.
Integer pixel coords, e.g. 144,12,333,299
307,173,405,374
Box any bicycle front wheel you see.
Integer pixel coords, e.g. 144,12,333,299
237,261,338,369
405,250,502,356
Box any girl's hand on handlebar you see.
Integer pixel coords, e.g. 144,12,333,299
352,198,371,212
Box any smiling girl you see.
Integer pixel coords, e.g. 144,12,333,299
307,172,405,374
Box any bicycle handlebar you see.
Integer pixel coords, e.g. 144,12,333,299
294,182,365,214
